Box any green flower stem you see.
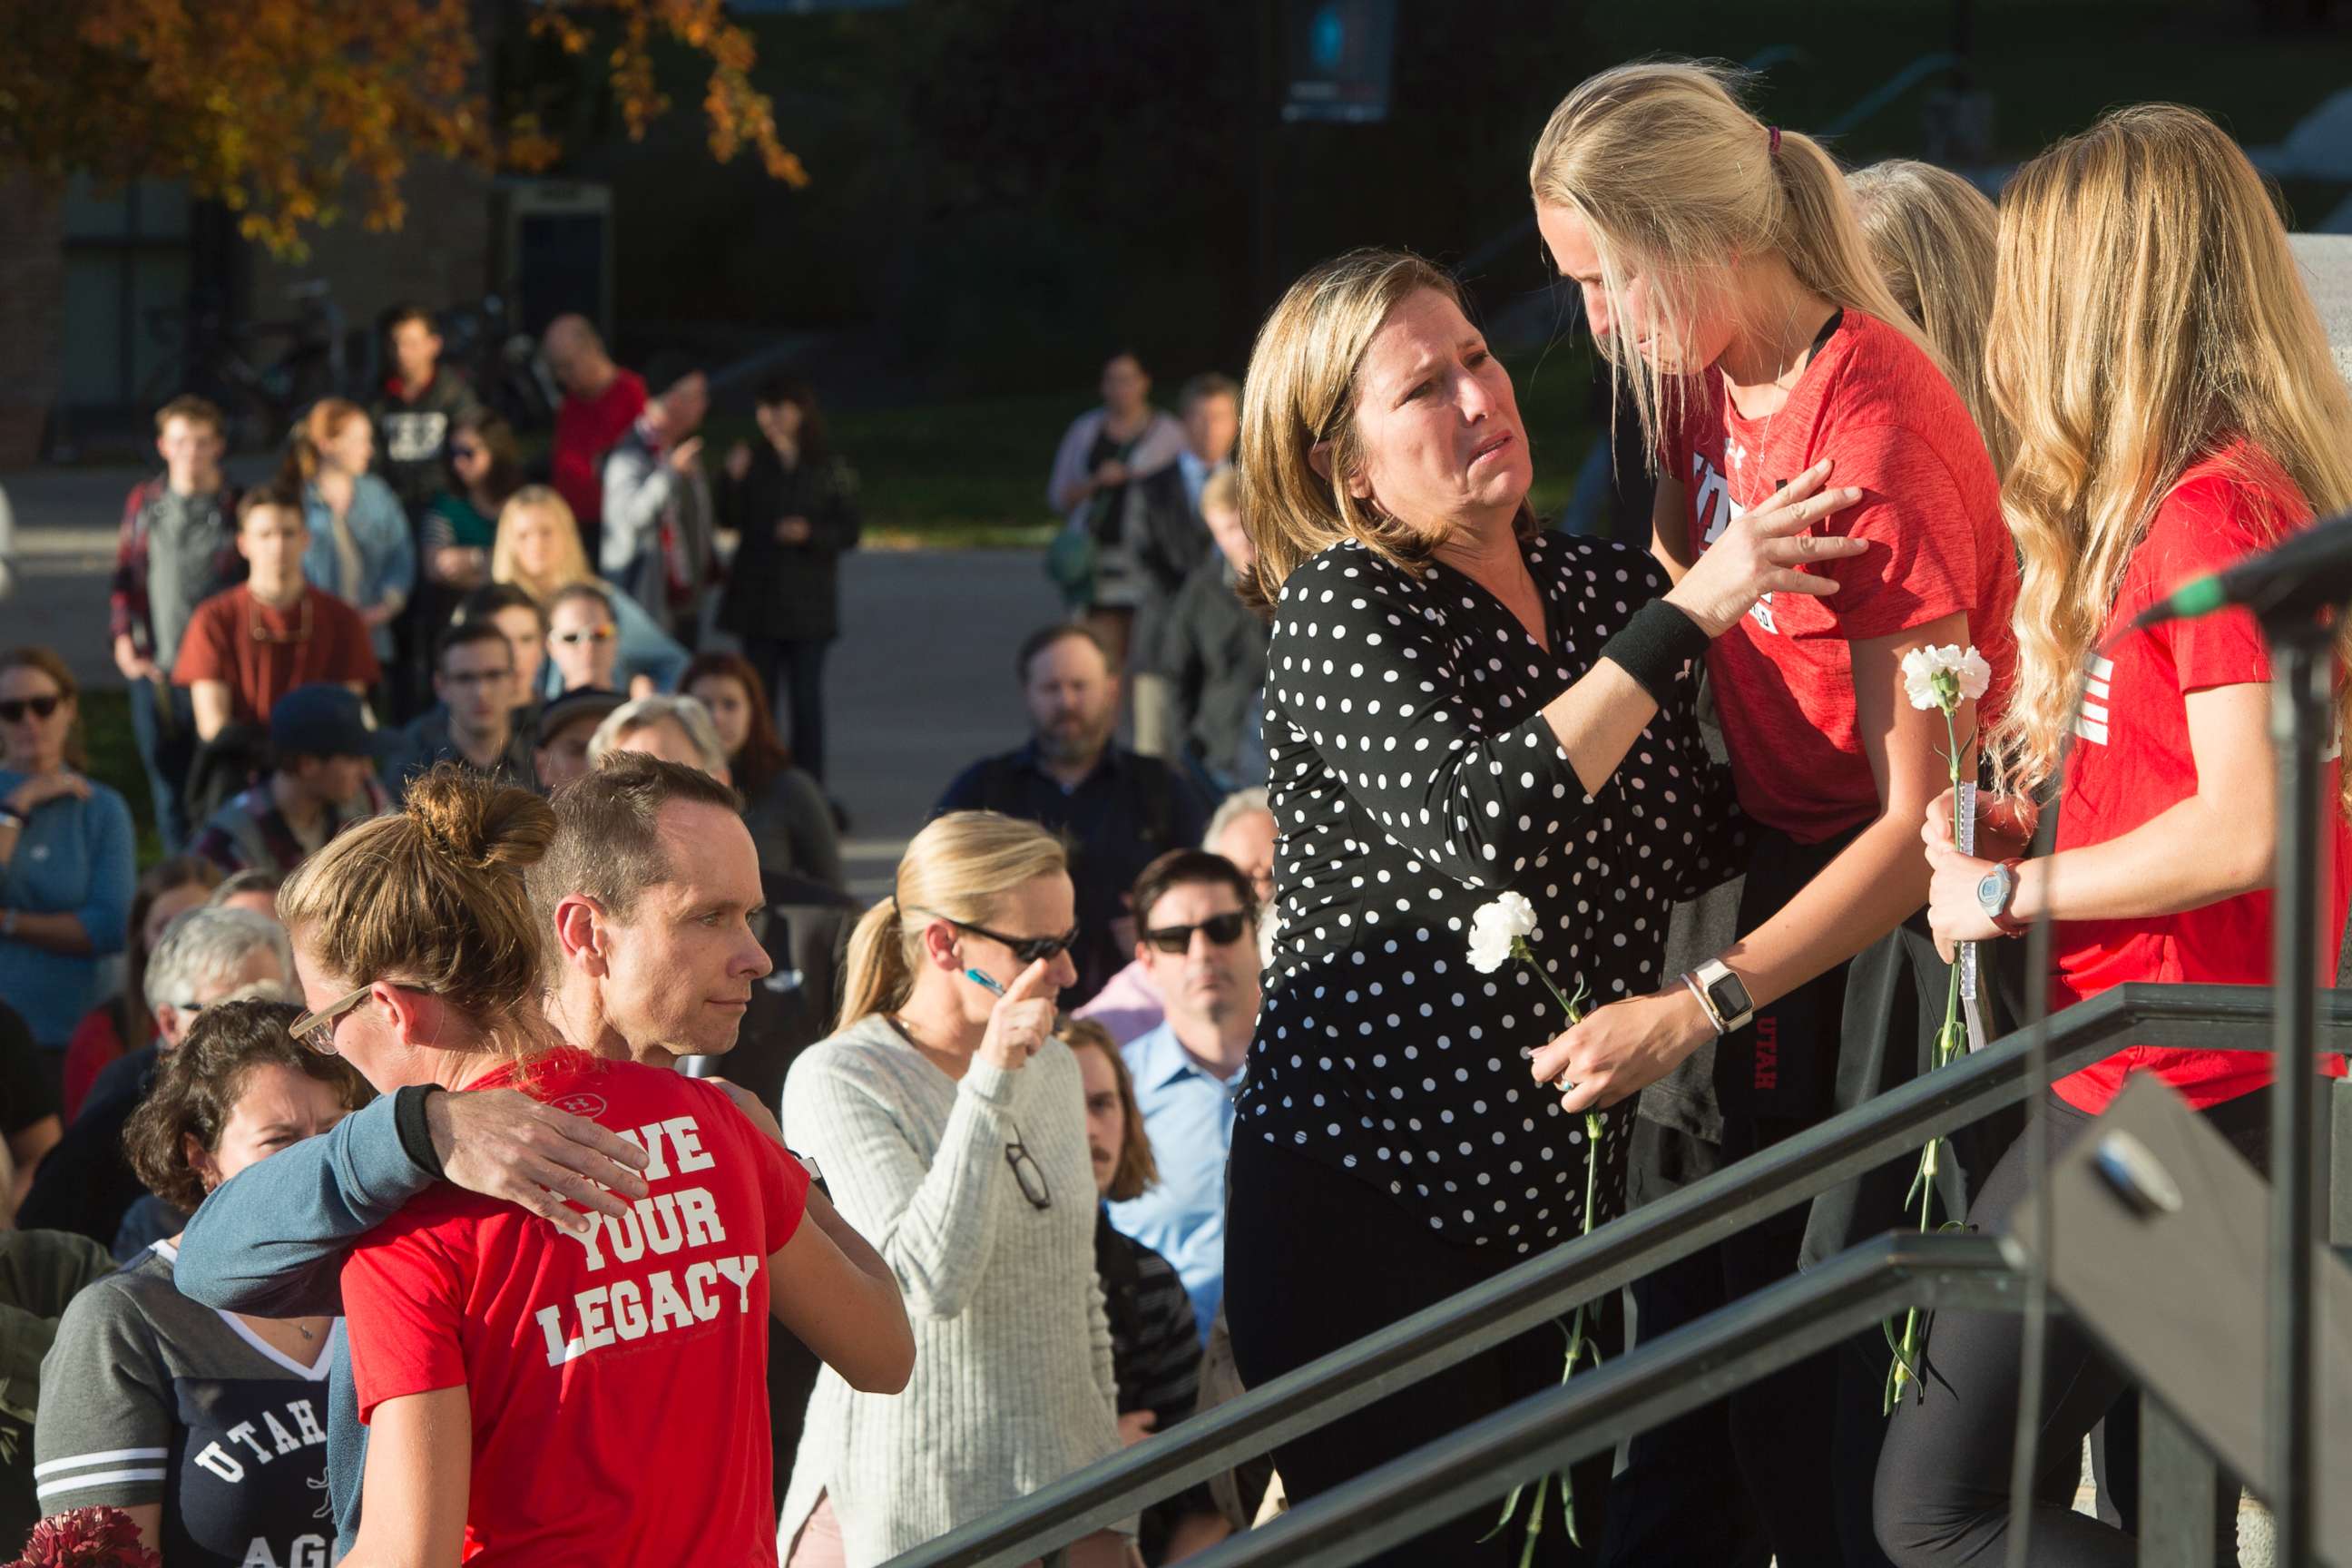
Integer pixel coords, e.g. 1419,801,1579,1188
1888,702,1971,1411
1484,947,1604,1548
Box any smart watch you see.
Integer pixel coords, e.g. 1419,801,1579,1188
1975,858,2028,937
1683,957,1756,1037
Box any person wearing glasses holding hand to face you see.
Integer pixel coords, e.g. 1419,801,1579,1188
0,648,136,1080
1103,849,1260,1346
779,811,1134,1568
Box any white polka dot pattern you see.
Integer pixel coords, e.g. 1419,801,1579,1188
1240,533,1743,1251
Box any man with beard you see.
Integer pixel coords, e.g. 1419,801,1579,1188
1103,849,1260,1342
935,622,1210,1005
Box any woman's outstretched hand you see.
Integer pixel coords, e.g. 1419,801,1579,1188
1665,458,1869,637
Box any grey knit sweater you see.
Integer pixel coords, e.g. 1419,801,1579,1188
777,1012,1122,1564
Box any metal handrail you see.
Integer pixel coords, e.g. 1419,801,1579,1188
883,984,2352,1568
1186,1232,2019,1568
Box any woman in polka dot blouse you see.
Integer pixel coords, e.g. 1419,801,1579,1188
1218,248,1869,1564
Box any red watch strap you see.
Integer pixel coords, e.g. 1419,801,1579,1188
1991,858,2028,936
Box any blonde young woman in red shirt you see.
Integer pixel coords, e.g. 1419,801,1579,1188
1522,62,2018,1563
1874,105,2352,1567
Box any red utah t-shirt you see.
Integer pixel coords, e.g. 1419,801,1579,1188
2052,444,2350,1112
1666,310,2017,843
340,1048,809,1564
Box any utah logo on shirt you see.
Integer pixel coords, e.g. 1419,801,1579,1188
1690,451,1777,634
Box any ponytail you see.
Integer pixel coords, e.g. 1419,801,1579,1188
1529,61,1938,468
834,813,1067,1033
283,397,368,491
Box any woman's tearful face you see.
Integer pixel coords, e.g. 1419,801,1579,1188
1339,288,1534,533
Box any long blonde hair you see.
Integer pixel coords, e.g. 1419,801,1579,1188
1987,103,2352,804
279,766,559,1067
1238,248,1536,603
1528,60,1933,466
837,812,1069,1029
490,485,596,604
1847,160,2009,475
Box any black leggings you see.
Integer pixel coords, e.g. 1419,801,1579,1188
1873,1088,2268,1566
1223,1135,1614,1567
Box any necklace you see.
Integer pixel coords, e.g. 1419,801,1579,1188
298,1321,317,1341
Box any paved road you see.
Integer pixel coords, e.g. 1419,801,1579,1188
2,464,1065,899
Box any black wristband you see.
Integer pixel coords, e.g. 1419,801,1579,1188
1600,597,1711,705
394,1084,447,1180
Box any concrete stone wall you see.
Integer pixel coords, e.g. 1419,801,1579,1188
2292,233,2352,382
0,177,65,466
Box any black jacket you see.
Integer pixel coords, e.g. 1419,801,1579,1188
718,447,862,642
371,372,485,520
1123,464,1216,671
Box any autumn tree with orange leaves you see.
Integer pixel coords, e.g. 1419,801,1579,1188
0,0,806,256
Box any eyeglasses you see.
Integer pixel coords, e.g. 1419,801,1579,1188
451,443,485,460
286,982,407,1055
1143,910,1252,955
0,695,62,723
1005,1126,1053,1210
911,909,1081,966
549,624,616,646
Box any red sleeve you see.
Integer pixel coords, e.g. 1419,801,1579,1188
754,1126,812,1256
2144,475,2280,695
340,1204,471,1424
1800,420,1982,642
172,599,230,686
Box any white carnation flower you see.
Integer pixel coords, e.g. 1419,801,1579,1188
1899,644,1993,713
1466,892,1536,974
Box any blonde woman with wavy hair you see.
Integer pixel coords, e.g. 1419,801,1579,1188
1876,104,2352,1567
1847,161,2009,475
1525,60,2019,1563
781,811,1132,1567
488,485,687,699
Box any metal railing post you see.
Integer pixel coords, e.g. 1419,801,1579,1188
2137,1399,2221,1568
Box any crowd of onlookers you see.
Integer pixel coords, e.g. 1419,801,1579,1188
0,308,1276,1565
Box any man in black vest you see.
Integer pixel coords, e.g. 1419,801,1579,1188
935,622,1211,1006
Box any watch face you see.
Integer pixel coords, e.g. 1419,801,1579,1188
1976,869,2010,917
1707,972,1753,1021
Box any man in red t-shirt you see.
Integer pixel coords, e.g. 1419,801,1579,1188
342,1049,814,1564
544,315,648,551
173,488,379,741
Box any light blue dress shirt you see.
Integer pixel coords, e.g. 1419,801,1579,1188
0,769,133,1047
1106,1021,1243,1344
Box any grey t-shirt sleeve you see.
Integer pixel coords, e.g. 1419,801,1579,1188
33,1274,172,1514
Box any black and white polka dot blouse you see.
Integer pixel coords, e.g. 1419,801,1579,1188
1241,532,1740,1252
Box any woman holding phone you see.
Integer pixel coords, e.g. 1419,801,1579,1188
779,811,1131,1567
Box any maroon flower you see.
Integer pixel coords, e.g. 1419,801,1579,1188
7,1507,163,1568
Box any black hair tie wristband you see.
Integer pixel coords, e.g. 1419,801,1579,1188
394,1084,449,1180
1600,596,1711,705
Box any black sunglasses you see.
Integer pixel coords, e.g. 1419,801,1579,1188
1005,1126,1053,1211
920,911,1081,966
1143,910,1252,955
0,695,62,723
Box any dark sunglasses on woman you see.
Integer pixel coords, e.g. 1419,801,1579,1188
1143,911,1251,954
918,911,1081,966
0,695,62,723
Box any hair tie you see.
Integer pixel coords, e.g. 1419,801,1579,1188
1767,125,1782,156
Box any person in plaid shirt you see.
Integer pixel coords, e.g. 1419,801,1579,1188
111,397,244,849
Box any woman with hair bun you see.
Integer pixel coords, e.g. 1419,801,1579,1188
779,811,1131,1567
280,766,911,1566
289,399,415,667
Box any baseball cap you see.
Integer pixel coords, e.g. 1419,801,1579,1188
270,683,373,759
534,686,627,749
